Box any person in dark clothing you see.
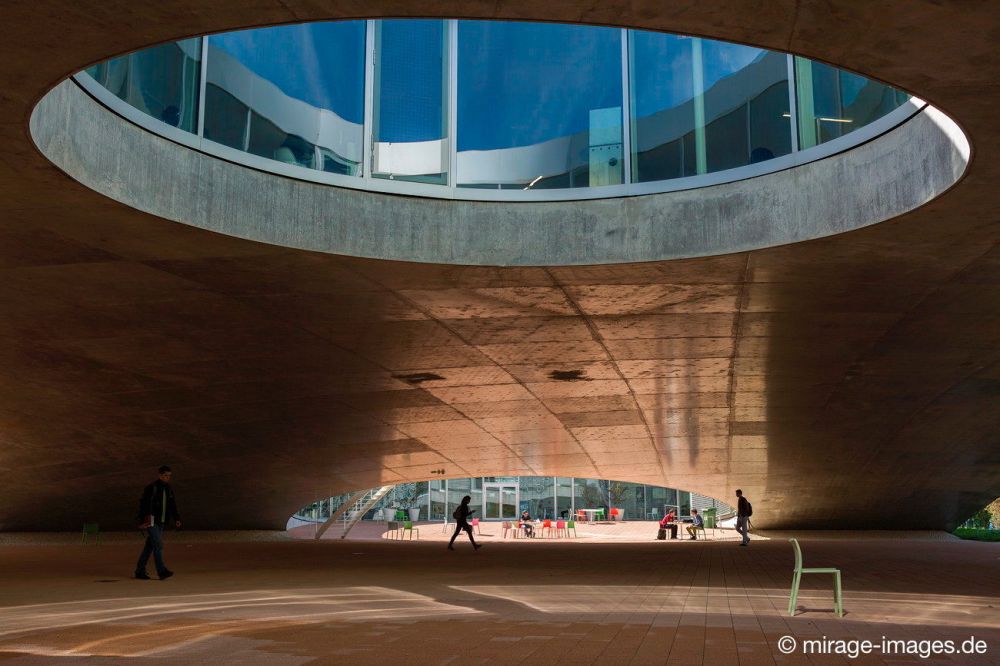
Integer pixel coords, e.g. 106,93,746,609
448,495,481,551
134,465,181,579
520,510,534,538
736,489,751,547
659,509,678,539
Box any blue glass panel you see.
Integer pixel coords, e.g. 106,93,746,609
457,21,623,189
373,20,448,184
86,39,201,133
699,41,791,172
204,22,365,175
629,32,698,182
795,57,908,149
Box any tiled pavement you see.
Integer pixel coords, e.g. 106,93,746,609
0,535,997,663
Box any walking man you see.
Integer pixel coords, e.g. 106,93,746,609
134,465,181,579
735,489,752,546
448,495,482,551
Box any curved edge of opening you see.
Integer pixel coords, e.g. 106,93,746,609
30,79,970,266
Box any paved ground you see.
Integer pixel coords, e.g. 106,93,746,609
0,533,997,664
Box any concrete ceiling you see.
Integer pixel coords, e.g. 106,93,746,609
0,1,998,530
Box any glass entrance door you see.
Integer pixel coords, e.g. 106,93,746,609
483,483,518,520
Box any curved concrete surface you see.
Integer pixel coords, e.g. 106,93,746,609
0,1,998,531
32,82,961,266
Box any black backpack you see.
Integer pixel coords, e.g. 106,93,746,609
746,501,753,517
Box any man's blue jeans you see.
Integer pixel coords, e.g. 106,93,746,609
736,516,750,545
136,524,167,576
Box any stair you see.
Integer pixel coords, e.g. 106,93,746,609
313,485,396,540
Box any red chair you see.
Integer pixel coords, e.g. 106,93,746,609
501,520,518,539
576,510,587,523
556,520,567,538
610,508,620,522
471,517,481,535
541,519,554,537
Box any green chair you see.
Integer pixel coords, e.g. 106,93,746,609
386,520,400,540
594,509,605,522
394,510,406,521
788,538,843,617
402,521,419,540
82,523,100,544
566,520,577,537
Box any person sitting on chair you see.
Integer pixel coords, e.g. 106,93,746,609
659,509,678,539
520,510,534,538
686,509,704,540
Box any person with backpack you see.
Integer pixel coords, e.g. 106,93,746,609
735,489,752,546
448,495,482,551
134,465,181,579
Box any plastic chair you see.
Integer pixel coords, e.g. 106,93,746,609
541,519,553,537
395,510,406,521
594,509,605,522
555,520,566,538
576,510,587,523
402,521,419,540
609,508,619,522
386,520,400,540
82,523,100,544
566,520,577,537
788,538,843,617
471,517,481,535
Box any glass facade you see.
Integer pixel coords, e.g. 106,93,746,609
795,57,910,150
80,20,912,200
86,38,201,132
297,476,731,523
373,20,449,184
205,22,366,174
457,21,623,190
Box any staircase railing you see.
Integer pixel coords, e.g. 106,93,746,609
339,485,395,539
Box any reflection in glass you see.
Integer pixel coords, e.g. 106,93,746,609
520,476,555,519
457,21,623,189
631,32,791,181
373,20,449,184
629,32,698,181
86,39,201,132
701,41,791,171
204,22,366,175
556,477,574,519
83,20,911,197
795,57,909,149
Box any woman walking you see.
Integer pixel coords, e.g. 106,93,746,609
448,495,482,551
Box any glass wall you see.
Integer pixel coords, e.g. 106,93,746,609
86,38,201,132
373,20,449,184
297,476,730,524
204,22,366,174
795,57,909,150
82,21,912,199
456,21,623,190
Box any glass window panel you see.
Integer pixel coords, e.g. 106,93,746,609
429,480,446,520
204,22,365,174
457,21,623,190
795,57,908,149
556,477,574,519
629,32,698,182
373,20,449,185
86,39,201,132
700,41,791,172
574,478,605,514
519,476,555,520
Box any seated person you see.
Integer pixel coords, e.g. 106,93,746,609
659,510,678,539
520,510,534,537
686,509,704,540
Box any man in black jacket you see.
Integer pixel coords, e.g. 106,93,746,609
134,465,181,580
736,489,751,547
